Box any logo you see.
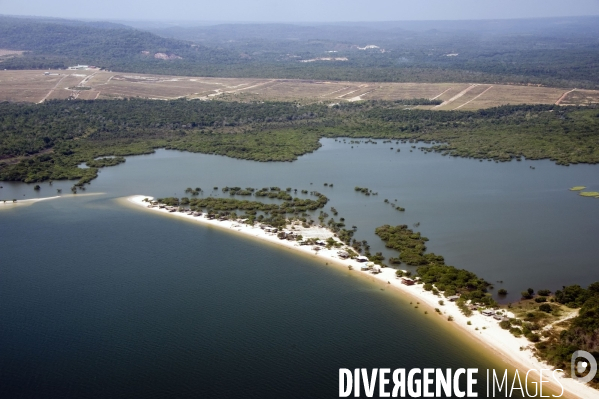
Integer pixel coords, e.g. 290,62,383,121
571,350,597,384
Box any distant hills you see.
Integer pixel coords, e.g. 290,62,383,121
0,16,243,73
1,15,599,88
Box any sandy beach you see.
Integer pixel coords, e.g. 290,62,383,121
0,196,60,210
0,193,107,211
127,194,596,398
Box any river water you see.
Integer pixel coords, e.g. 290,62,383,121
2,138,597,398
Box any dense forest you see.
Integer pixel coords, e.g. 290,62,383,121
1,99,598,186
0,16,244,72
2,16,599,88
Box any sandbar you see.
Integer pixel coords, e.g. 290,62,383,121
126,194,595,399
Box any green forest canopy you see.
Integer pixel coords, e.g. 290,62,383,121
1,99,598,186
2,16,599,89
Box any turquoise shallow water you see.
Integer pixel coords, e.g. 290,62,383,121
1,139,597,397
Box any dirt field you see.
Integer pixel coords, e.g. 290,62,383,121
0,69,598,109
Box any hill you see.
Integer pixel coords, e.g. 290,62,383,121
2,15,599,88
0,16,243,73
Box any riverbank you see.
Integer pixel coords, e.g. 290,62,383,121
126,194,595,399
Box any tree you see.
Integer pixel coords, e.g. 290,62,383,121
539,304,552,313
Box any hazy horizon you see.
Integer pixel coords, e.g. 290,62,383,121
1,0,599,23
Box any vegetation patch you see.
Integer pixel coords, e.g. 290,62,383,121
530,282,599,387
354,186,377,196
393,98,442,106
1,100,599,187
569,186,586,191
375,224,493,305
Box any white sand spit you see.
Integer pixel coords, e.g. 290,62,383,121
126,194,596,399
0,196,60,209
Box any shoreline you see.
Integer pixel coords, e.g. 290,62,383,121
126,194,595,399
0,193,106,210
0,195,60,209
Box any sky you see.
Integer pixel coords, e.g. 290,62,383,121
1,0,599,22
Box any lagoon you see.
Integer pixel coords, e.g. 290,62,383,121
1,138,597,397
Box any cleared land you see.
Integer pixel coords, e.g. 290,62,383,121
1,70,598,109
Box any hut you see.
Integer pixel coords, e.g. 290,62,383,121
372,265,382,274
356,256,369,263
337,251,349,259
401,277,415,286
447,295,460,302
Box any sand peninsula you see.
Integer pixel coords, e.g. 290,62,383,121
0,193,106,211
127,194,595,398
0,196,60,210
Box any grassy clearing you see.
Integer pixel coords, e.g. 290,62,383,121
569,186,586,191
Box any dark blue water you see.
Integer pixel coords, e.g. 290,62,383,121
2,138,595,397
0,197,515,398
5,139,598,300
